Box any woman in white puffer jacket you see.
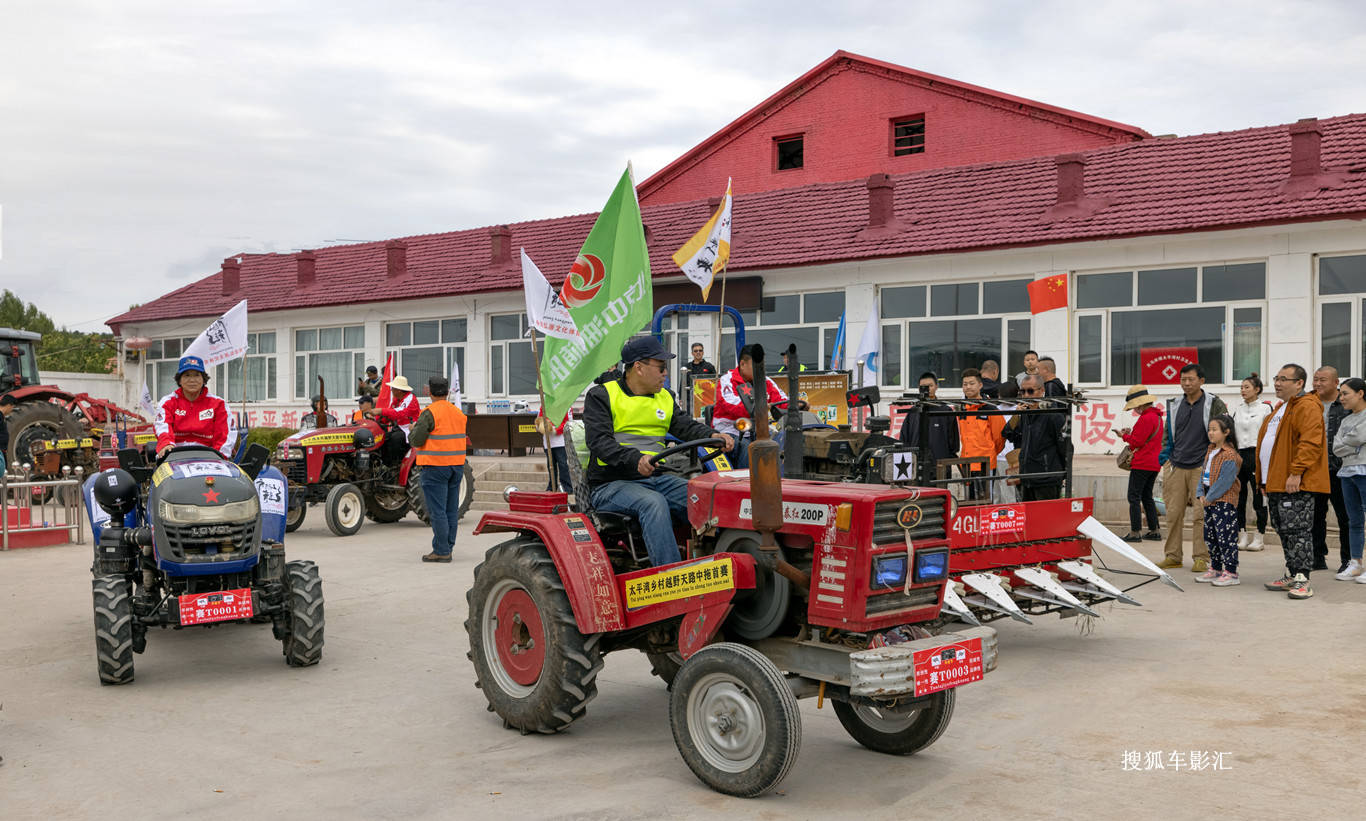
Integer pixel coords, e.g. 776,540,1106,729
1232,374,1273,550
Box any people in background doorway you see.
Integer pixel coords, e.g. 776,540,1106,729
539,409,574,495
1015,350,1039,387
1311,365,1350,573
979,360,1002,398
357,365,381,398
684,343,716,377
1196,415,1243,586
1258,363,1328,600
1232,374,1271,551
898,371,961,465
1117,385,1163,543
1038,356,1066,397
299,395,338,431
408,376,468,563
1002,374,1068,500
1157,363,1228,573
958,368,1005,500
1333,377,1366,582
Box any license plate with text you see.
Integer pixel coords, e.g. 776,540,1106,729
912,637,984,695
178,588,254,626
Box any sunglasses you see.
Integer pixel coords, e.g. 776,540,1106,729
637,359,668,374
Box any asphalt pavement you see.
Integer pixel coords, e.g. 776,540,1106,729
2,512,1363,820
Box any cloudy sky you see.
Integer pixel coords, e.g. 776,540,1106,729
2,0,1364,330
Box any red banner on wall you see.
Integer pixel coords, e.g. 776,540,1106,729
1140,347,1199,384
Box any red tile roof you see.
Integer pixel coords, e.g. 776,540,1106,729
109,114,1366,331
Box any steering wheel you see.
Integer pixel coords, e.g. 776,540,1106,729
649,437,729,471
153,443,224,466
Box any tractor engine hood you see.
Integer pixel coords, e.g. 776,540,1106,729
148,455,261,572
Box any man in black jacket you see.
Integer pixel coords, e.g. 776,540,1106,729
584,337,733,568
1038,356,1067,397
1311,365,1350,572
1002,375,1069,500
0,393,12,475
897,371,960,467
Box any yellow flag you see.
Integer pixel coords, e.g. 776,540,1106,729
671,178,732,300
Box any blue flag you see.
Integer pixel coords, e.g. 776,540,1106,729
829,311,847,369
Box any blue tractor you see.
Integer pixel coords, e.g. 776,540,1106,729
84,442,324,684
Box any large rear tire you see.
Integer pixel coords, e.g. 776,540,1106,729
670,642,801,797
284,497,307,532
281,560,325,666
831,689,956,756
92,576,134,685
715,529,790,640
465,538,603,734
6,400,83,475
406,463,474,524
363,483,409,523
324,483,365,536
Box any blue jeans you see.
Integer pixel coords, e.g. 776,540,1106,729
1340,473,1366,561
547,446,573,494
591,474,688,567
420,464,464,556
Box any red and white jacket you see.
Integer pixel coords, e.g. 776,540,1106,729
712,367,788,438
379,391,420,434
155,389,230,455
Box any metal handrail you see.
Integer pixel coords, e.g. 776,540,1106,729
1,466,87,550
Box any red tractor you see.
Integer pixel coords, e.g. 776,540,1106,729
274,417,474,536
2,326,153,479
465,352,999,797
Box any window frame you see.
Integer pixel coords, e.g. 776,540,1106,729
719,290,846,372
384,318,468,400
890,115,926,157
488,312,536,397
773,133,804,171
212,331,278,402
1314,252,1366,376
293,323,366,400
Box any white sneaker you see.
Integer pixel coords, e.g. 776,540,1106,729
1238,530,1250,549
1247,533,1265,551
1336,559,1364,581
1357,571,1366,584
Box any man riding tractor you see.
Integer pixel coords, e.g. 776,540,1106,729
350,395,375,424
378,375,420,436
154,355,230,458
584,337,734,568
299,395,338,432
712,344,789,468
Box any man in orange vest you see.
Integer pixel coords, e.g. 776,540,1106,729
408,376,468,563
959,368,1005,500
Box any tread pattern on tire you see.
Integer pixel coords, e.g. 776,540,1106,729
363,486,409,523
282,560,325,666
464,538,603,734
669,642,802,798
92,576,134,685
831,689,955,756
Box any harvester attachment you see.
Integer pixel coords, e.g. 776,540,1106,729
1056,559,1141,606
1078,516,1184,592
959,573,1032,624
940,583,981,626
1010,567,1100,617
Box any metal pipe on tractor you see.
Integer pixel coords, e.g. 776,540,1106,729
746,344,809,592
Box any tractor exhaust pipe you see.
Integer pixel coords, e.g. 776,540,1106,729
747,345,810,592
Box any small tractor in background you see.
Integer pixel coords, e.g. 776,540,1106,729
2,326,154,479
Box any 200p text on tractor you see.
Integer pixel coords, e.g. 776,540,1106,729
463,346,996,798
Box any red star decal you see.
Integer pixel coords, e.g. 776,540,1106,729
202,489,220,503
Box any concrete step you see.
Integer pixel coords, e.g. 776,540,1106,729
479,470,550,484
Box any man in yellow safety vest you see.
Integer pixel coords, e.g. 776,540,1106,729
584,337,734,568
409,375,468,563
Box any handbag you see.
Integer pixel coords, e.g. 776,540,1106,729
1117,424,1157,471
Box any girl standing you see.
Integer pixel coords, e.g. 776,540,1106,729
1231,375,1272,551
1333,378,1366,582
1196,415,1243,585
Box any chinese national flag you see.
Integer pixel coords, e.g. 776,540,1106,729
1027,274,1069,314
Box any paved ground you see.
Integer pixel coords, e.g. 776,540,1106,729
2,513,1363,820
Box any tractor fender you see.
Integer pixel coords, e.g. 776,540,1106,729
398,450,417,486
2,384,75,404
475,510,628,634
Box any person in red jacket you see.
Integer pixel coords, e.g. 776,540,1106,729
1117,385,1164,542
712,345,789,468
154,355,230,457
378,375,421,434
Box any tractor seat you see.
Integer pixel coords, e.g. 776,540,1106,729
563,422,648,565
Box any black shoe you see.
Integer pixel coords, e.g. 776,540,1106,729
1122,531,1143,543
422,552,453,563
1142,530,1163,541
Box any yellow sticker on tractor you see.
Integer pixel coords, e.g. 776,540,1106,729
623,558,734,609
134,434,156,445
79,438,94,448
56,439,78,449
151,463,173,486
299,432,356,446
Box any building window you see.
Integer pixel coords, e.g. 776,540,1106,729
489,313,536,396
1317,254,1366,375
212,332,277,402
385,318,467,399
892,116,925,156
775,135,804,171
880,278,1033,389
294,325,365,399
145,336,197,399
720,291,845,372
1075,261,1267,386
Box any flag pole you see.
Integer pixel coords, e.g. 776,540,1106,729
527,327,557,487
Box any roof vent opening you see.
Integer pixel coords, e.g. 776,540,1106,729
386,239,407,278
296,250,316,286
220,257,240,295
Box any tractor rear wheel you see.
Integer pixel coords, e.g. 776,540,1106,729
715,529,790,640
281,560,325,666
6,400,83,475
465,538,603,734
364,483,409,523
646,651,684,687
832,689,956,756
407,463,475,524
324,483,365,536
284,498,307,532
92,576,134,685
670,642,801,797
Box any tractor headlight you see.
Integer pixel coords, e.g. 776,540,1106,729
913,547,950,583
158,496,260,525
872,554,908,589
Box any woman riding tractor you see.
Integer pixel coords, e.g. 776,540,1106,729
154,355,231,458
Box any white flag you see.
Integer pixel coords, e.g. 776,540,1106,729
184,299,249,368
671,178,732,300
139,379,156,419
449,355,463,409
521,249,581,342
855,296,881,388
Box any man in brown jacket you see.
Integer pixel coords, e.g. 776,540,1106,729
1257,363,1330,599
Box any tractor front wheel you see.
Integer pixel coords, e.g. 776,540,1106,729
92,576,134,685
670,642,801,797
324,483,365,536
465,538,603,734
831,689,956,756
281,560,325,666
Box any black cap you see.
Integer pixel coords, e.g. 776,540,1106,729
366,365,379,375
428,376,450,396
357,395,374,405
620,336,675,365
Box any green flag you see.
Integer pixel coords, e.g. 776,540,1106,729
539,166,653,420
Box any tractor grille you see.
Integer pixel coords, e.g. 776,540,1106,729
866,585,941,616
871,498,946,544
163,520,258,558
280,459,307,486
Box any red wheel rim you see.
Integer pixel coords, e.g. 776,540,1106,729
493,588,546,686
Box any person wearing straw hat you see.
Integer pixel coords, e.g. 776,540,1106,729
378,375,421,435
1117,385,1164,543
